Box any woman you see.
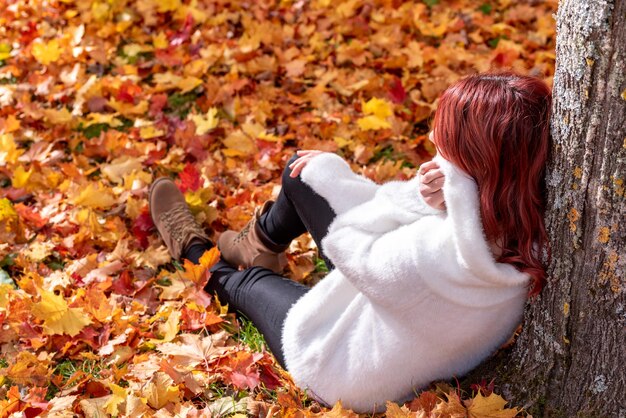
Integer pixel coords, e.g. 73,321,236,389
149,72,551,413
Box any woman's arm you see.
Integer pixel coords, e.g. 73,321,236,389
295,151,380,215
322,215,438,306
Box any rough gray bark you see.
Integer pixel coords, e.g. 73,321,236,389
465,1,626,416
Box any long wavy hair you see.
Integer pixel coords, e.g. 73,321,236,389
432,72,551,296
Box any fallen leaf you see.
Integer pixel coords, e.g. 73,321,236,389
467,392,520,418
32,288,92,336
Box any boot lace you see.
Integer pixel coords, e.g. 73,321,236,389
159,204,205,244
233,219,254,244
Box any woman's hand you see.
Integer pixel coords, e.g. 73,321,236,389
418,160,446,210
288,150,325,178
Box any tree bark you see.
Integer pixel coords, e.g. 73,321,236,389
465,1,626,416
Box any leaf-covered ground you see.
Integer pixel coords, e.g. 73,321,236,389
0,0,557,416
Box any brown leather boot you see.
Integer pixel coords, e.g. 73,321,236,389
217,201,288,273
149,177,211,260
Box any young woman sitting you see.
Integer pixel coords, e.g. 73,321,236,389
148,71,551,413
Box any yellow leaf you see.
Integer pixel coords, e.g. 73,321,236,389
108,99,149,116
322,400,360,417
32,289,92,336
0,134,22,165
433,392,467,417
153,32,169,49
104,383,127,416
0,42,11,61
190,107,219,135
101,156,144,184
385,401,412,417
333,136,354,148
84,113,123,128
72,183,117,209
156,0,181,13
32,39,62,65
467,392,519,418
1,115,20,133
222,130,257,157
142,372,180,409
174,1,208,23
11,165,33,189
43,108,73,125
122,43,151,58
258,131,280,142
357,115,391,131
362,97,393,119
177,76,203,93
139,125,165,139
357,97,393,131
0,198,17,222
24,241,55,262
199,247,220,270
159,310,181,341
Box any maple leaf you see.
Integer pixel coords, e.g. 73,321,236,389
407,391,439,413
177,163,202,193
190,107,219,135
357,97,394,131
72,183,117,209
101,156,144,184
132,208,155,249
222,130,258,157
104,383,127,416
0,198,17,221
139,125,165,139
32,288,92,336
321,400,360,418
0,133,23,165
466,392,520,418
142,372,181,409
385,401,414,417
43,107,73,125
432,392,467,418
0,42,11,61
157,331,228,368
180,247,220,286
32,39,61,65
6,351,51,386
223,351,263,390
387,77,407,104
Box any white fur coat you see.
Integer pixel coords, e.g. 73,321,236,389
281,153,530,413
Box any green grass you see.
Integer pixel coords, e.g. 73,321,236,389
236,316,267,353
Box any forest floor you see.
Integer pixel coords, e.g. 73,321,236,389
0,0,557,416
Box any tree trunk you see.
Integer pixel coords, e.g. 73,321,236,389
465,1,626,416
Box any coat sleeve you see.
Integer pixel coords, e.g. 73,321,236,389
299,152,380,215
322,216,436,306
320,181,445,306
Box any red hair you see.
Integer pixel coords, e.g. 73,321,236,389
433,72,551,296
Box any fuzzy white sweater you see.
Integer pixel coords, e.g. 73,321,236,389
281,153,530,413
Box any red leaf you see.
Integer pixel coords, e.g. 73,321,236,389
258,359,282,390
387,76,407,104
132,208,154,249
177,163,202,193
223,351,262,390
406,391,438,413
116,81,142,104
14,203,47,229
111,270,135,296
149,93,168,116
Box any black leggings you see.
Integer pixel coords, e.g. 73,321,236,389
184,155,336,368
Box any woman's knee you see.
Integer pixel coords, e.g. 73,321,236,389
281,154,304,194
